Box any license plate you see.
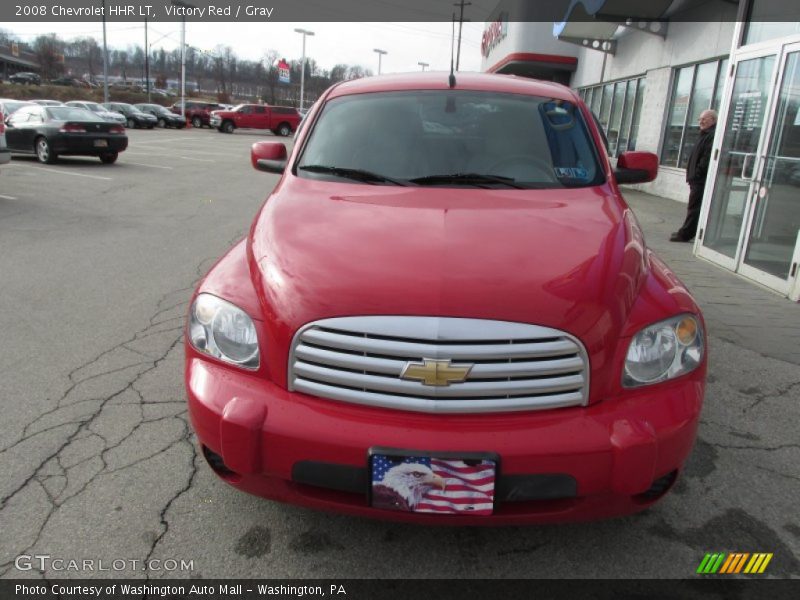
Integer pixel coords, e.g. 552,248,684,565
94,139,108,148
370,450,496,515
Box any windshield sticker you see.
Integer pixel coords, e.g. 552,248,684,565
555,167,589,180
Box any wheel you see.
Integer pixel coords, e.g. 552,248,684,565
147,124,155,129
35,137,57,164
486,154,555,181
222,120,235,134
157,118,166,128
99,152,118,164
191,116,202,128
127,118,136,129
277,122,291,137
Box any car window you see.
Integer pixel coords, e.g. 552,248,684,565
46,107,105,122
240,106,253,114
298,90,605,188
254,106,266,114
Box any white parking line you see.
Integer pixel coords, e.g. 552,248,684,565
179,156,213,162
123,161,174,170
5,163,112,181
0,194,17,200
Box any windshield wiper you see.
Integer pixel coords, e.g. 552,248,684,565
408,173,527,189
298,165,409,186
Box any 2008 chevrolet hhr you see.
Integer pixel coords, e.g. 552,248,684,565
185,73,706,524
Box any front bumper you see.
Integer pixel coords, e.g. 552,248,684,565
210,115,221,127
187,357,704,524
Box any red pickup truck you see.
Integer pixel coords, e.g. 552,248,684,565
209,104,301,136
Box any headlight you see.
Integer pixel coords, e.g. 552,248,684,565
189,293,259,369
623,314,703,387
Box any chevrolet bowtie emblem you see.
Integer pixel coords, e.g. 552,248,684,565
400,359,473,387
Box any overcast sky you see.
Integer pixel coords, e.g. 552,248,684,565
6,21,486,74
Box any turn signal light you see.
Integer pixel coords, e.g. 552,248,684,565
59,124,86,133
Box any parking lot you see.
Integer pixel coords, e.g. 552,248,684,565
0,127,798,580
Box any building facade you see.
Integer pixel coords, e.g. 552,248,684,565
480,0,800,301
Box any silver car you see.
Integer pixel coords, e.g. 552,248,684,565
65,100,127,125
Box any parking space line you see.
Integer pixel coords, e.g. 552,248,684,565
123,161,174,170
5,163,112,181
0,194,17,200
179,156,213,162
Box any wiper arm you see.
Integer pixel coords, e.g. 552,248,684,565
408,172,526,189
298,164,409,186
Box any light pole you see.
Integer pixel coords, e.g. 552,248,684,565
294,28,314,111
144,17,149,102
101,0,108,103
171,0,195,119
374,48,387,75
418,61,429,71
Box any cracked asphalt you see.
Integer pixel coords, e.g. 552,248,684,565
0,129,797,581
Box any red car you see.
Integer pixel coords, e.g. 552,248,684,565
170,100,220,128
209,104,301,136
185,73,706,524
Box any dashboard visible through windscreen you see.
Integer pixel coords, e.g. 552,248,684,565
296,90,605,189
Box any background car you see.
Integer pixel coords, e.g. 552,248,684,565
0,99,36,119
169,100,220,128
49,77,89,88
5,104,127,164
134,103,186,128
30,99,66,107
0,113,9,167
8,72,41,85
209,104,300,136
102,102,157,129
65,100,127,125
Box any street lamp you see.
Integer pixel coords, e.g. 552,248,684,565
171,0,195,119
374,48,387,75
101,0,108,103
294,28,314,111
418,61,429,71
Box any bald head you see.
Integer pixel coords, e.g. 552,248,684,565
699,110,717,131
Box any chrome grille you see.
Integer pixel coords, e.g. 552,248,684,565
288,316,589,414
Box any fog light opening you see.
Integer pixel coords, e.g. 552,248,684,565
634,470,678,503
202,445,242,483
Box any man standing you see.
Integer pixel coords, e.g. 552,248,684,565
671,109,717,242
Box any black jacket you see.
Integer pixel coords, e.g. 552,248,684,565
686,125,715,184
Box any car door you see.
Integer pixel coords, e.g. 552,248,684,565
253,105,268,129
234,105,254,128
5,106,38,151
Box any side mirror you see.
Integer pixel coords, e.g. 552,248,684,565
615,151,658,184
251,141,288,174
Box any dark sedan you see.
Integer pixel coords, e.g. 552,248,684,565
5,105,128,164
102,102,157,129
134,103,186,128
8,72,41,85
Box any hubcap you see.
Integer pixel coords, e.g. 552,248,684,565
37,140,48,161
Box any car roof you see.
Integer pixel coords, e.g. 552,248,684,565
327,72,576,102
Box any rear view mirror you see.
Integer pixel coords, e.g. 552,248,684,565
251,141,288,174
615,151,658,184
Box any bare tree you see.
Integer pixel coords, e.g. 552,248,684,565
33,34,65,79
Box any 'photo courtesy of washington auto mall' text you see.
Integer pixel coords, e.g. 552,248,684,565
0,0,798,598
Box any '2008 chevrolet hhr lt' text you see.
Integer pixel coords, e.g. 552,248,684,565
185,73,706,524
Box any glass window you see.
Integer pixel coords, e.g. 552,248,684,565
298,91,605,188
608,82,627,155
744,0,800,47
661,66,694,166
679,61,719,168
578,76,645,156
628,78,646,151
661,58,727,167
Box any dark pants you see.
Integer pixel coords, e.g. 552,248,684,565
677,183,705,240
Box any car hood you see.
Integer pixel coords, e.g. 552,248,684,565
249,179,648,347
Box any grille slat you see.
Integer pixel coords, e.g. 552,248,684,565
289,317,589,414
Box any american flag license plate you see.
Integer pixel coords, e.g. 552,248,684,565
370,452,496,515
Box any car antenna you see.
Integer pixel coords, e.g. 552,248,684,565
449,12,456,88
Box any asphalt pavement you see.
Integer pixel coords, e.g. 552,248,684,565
0,129,797,581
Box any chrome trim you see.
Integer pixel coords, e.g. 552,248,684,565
288,316,590,414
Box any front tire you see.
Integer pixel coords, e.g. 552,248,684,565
99,152,118,164
35,137,57,164
277,122,291,137
157,118,167,128
222,120,235,134
191,116,202,128
127,118,136,129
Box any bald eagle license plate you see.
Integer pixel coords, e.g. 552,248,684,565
369,451,496,515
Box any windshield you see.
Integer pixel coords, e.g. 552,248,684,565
83,103,103,113
46,107,105,122
297,90,604,188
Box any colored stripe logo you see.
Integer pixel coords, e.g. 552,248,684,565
697,553,773,574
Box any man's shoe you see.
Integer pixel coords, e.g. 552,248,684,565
670,232,692,242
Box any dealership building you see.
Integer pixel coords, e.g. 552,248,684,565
481,0,800,301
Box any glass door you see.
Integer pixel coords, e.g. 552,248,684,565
738,45,800,295
697,52,777,271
